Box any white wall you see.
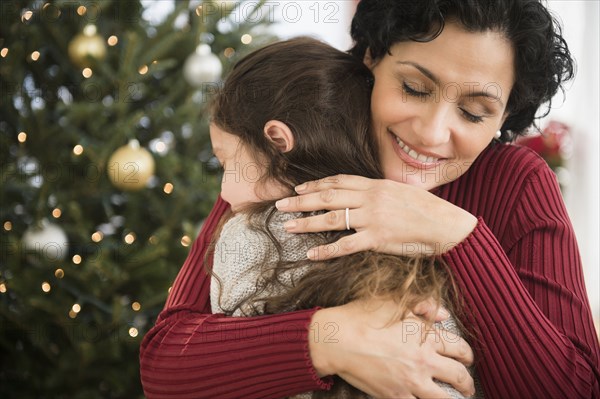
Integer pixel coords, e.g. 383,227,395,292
269,1,600,321
544,1,599,321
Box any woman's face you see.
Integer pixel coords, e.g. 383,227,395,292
367,21,515,190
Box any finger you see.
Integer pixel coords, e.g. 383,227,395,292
434,307,451,323
284,208,361,233
414,379,458,399
275,188,364,212
294,174,374,194
429,354,476,397
428,329,474,366
411,298,441,322
306,233,371,260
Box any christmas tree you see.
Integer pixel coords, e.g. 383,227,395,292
0,1,276,397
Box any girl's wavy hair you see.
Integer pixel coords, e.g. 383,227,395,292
349,0,575,142
207,36,463,332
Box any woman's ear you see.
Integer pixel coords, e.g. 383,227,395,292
264,120,294,153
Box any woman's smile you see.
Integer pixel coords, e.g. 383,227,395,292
388,129,444,169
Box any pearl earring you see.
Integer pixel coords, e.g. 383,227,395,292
495,130,502,139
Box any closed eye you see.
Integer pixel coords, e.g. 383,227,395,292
402,78,486,123
459,108,484,123
403,82,429,98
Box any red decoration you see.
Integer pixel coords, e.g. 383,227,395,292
517,121,571,170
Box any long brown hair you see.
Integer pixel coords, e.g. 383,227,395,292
208,37,462,363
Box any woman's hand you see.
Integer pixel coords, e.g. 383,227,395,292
309,299,476,398
275,174,478,259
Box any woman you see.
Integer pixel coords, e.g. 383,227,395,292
140,1,600,398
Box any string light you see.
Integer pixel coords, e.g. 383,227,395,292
18,132,27,143
42,282,51,292
124,233,136,244
107,36,118,46
83,24,97,36
224,47,235,58
138,65,148,75
3,221,12,231
91,231,103,242
148,236,159,245
30,51,40,61
0,283,7,293
241,34,252,45
52,208,62,218
72,254,82,264
21,10,33,22
73,145,84,155
155,141,166,153
163,183,174,194
77,6,87,16
55,269,65,279
69,310,77,318
129,327,139,337
132,302,141,311
181,235,191,247
72,303,81,313
0,48,8,57
82,68,93,78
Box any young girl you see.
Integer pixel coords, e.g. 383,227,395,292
207,37,479,399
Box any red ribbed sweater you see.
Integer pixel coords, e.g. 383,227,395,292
140,144,600,399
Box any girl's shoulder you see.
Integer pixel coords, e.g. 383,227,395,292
220,208,309,242
219,212,248,237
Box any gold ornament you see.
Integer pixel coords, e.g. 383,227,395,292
107,140,155,191
68,24,107,68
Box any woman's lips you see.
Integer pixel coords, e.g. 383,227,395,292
389,130,443,170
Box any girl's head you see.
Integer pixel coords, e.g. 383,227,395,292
349,0,574,190
210,37,380,210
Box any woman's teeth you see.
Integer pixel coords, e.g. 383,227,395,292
394,135,438,163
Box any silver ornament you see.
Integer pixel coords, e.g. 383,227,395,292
22,219,69,261
183,44,223,87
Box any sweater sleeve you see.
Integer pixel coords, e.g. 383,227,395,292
139,196,333,399
442,163,600,399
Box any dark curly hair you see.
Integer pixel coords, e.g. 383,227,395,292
349,0,575,141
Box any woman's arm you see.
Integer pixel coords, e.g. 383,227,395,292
139,197,332,399
442,163,600,399
139,196,475,399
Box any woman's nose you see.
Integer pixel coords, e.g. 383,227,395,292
412,103,452,147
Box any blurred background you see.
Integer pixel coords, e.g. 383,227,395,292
0,1,597,398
